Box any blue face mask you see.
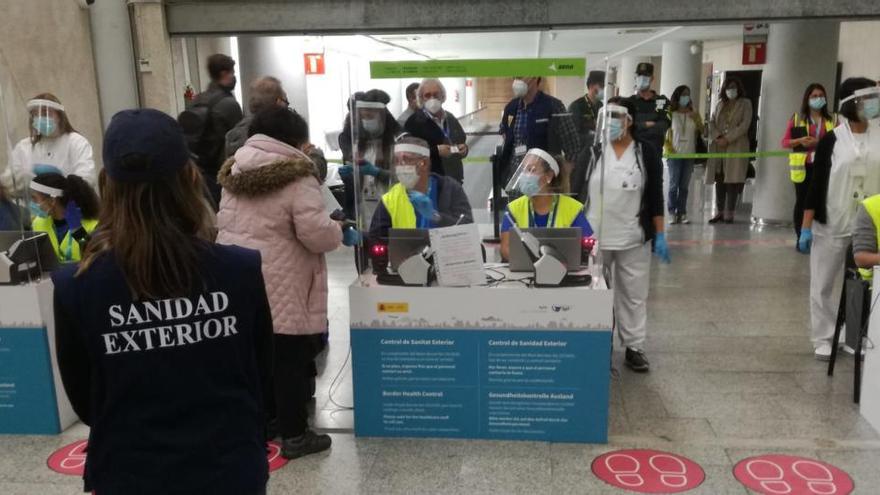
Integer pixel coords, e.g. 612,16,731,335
29,200,47,219
595,89,605,102
679,95,691,107
809,97,827,111
862,99,880,120
32,116,57,136
517,174,543,197
608,118,625,141
635,75,651,91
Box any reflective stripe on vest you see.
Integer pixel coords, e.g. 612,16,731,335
32,216,99,262
858,195,880,281
381,183,417,229
789,113,834,183
507,194,584,229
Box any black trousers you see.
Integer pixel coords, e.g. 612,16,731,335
793,165,814,239
715,182,745,216
268,334,323,439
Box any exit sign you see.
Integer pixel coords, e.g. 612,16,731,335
304,53,325,75
742,23,768,65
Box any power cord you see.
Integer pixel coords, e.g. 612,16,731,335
326,344,354,411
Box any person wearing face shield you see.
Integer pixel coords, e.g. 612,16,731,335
781,83,835,242
403,79,470,183
499,149,593,261
29,172,100,263
498,76,584,192
799,78,880,361
368,136,473,243
1,93,96,195
625,63,671,156
583,98,668,373
568,71,606,145
706,76,753,224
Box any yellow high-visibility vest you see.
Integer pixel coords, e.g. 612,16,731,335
507,195,584,228
381,183,418,229
32,216,99,263
858,194,880,281
789,113,834,183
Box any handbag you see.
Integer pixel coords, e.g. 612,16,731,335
694,134,708,165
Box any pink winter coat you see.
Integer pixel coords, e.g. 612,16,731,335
216,134,342,335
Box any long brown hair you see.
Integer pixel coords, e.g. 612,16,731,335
78,160,216,299
29,93,76,145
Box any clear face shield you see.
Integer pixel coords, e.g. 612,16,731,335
596,104,632,145
391,143,431,191
28,179,63,220
26,98,65,139
840,87,880,122
504,148,562,198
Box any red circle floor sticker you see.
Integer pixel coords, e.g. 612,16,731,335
49,440,289,476
592,449,705,493
733,455,854,495
47,439,88,476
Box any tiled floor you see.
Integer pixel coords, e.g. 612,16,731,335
2,177,879,494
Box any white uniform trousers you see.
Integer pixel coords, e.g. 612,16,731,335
809,232,850,347
602,243,651,349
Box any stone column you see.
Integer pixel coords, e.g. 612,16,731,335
88,0,139,126
660,40,702,100
752,21,840,223
129,0,176,115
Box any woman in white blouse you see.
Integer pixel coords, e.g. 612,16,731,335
800,77,880,360
1,93,96,194
665,85,703,224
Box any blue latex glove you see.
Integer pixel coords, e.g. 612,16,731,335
798,228,813,254
342,226,361,247
360,162,381,177
338,164,353,179
653,232,671,264
64,201,84,232
408,191,436,220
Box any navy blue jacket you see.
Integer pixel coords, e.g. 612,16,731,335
498,91,564,180
52,243,272,495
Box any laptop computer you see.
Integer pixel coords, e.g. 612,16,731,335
508,227,582,272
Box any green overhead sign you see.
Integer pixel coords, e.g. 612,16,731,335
370,58,586,79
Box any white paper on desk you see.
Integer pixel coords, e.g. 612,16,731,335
429,223,485,287
321,184,342,214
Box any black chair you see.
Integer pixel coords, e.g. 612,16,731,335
828,254,871,404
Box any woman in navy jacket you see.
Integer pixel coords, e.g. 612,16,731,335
52,109,273,495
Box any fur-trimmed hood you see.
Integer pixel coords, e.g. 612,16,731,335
218,134,316,196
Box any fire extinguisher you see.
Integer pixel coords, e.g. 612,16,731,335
184,84,195,101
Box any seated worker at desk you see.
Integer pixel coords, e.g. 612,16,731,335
29,172,99,262
853,193,880,280
500,148,593,261
368,136,473,242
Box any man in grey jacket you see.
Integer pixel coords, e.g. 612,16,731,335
225,77,327,181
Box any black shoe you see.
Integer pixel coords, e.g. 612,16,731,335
625,347,650,372
281,430,332,459
708,214,723,224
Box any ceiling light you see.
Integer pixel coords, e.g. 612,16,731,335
616,28,657,35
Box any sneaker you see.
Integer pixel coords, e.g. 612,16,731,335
841,344,866,356
814,343,833,361
625,347,650,372
669,214,680,225
281,430,332,459
680,214,690,224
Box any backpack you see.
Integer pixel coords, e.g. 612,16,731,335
177,90,228,170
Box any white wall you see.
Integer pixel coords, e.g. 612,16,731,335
839,21,880,81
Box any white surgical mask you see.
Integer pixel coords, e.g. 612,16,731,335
635,75,651,91
395,165,419,189
595,89,605,102
424,98,443,115
512,79,529,98
725,88,738,100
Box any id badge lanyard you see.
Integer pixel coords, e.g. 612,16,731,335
528,195,560,228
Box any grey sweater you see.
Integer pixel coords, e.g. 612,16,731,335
852,204,877,255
